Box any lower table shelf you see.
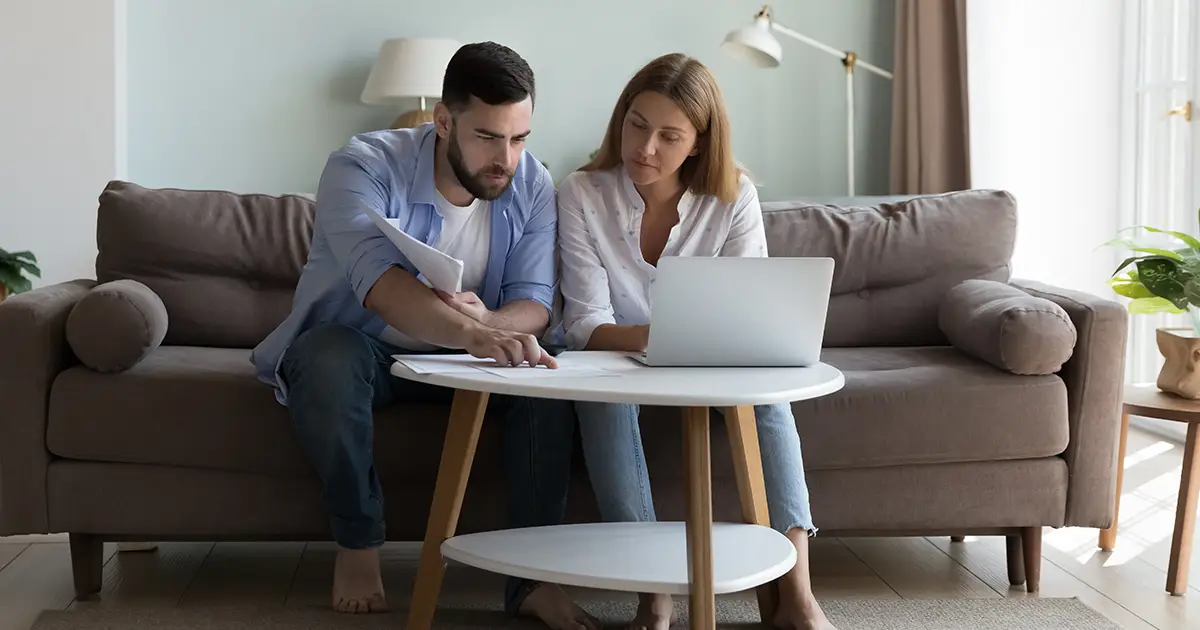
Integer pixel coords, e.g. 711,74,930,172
441,522,797,596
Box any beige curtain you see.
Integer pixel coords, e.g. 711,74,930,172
889,0,971,194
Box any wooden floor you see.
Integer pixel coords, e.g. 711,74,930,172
1,425,1198,630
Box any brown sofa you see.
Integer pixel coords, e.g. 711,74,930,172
0,181,1128,600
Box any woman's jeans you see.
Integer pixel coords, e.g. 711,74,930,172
575,401,816,535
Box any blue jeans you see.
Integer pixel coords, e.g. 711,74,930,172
279,323,573,615
575,402,816,534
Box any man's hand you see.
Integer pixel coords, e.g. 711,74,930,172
437,290,492,326
464,327,558,368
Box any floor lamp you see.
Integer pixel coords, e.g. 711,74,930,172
722,5,893,196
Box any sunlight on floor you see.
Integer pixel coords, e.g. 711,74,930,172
1045,440,1185,568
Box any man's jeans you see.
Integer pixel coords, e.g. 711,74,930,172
279,323,574,614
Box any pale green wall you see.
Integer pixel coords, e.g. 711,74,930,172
128,0,894,200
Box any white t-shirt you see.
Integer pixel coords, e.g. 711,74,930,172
557,166,767,350
379,189,492,350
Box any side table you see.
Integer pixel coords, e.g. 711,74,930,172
390,350,845,630
1098,384,1200,595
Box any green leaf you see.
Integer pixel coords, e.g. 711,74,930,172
9,250,36,263
0,266,25,294
1104,236,1185,260
1117,226,1200,252
1108,275,1156,299
1129,296,1187,314
1135,257,1190,308
14,259,40,278
1185,277,1200,307
1113,254,1179,277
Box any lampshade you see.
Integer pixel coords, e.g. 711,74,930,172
361,37,463,104
721,16,782,68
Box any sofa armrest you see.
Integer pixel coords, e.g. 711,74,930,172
0,280,95,534
1010,278,1128,528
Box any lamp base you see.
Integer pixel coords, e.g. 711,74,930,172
392,109,435,129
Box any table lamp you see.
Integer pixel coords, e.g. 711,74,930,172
361,37,463,129
721,5,892,196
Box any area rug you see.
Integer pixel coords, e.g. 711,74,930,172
33,597,1122,629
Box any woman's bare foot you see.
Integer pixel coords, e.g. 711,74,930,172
771,594,836,630
629,592,675,630
773,528,835,629
332,547,388,614
518,583,600,630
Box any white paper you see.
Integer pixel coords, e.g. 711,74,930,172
475,364,619,379
393,354,620,379
393,354,487,375
366,209,463,293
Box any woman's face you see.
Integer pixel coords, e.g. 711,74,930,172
620,91,699,187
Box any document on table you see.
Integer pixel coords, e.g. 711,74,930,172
393,354,619,378
365,209,463,293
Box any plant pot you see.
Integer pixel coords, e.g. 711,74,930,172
1156,327,1200,398
0,285,7,303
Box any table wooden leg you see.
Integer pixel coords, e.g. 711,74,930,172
1167,422,1200,596
406,389,490,630
723,405,779,623
1099,411,1130,552
683,406,715,630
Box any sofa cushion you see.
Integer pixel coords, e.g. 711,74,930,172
66,279,168,373
95,181,315,349
938,279,1076,375
46,346,508,481
760,190,1016,346
793,346,1069,470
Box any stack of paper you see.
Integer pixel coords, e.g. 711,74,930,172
394,355,619,379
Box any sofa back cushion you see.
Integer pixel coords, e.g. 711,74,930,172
761,189,1016,347
96,181,314,348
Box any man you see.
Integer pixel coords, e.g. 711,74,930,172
251,42,595,630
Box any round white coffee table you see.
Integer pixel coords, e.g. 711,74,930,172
393,350,844,630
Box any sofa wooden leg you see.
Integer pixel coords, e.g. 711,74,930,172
1021,527,1042,593
406,389,490,630
1005,535,1025,586
950,536,965,543
723,405,778,623
69,533,103,600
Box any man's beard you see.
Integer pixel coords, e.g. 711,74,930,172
448,129,514,201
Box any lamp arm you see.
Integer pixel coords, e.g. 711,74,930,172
769,22,894,80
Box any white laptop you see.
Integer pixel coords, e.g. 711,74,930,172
634,256,835,367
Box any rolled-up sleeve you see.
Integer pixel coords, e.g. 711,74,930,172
719,176,770,258
501,167,557,314
558,178,616,349
315,152,410,305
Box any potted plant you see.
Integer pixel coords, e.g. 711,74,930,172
1106,214,1200,397
0,248,40,302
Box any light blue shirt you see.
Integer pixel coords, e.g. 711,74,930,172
251,123,558,403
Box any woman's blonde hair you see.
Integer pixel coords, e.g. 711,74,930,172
582,53,741,203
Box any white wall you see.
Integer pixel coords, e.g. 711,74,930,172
967,0,1124,296
0,0,126,287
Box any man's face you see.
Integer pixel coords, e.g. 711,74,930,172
441,96,534,200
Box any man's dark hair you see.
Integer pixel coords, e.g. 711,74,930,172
441,42,535,113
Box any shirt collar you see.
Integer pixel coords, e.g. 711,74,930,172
409,124,439,207
618,163,695,214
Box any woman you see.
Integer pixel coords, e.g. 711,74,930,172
555,53,836,630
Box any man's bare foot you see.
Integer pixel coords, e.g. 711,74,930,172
771,593,837,630
629,592,675,630
518,583,599,630
332,547,388,614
